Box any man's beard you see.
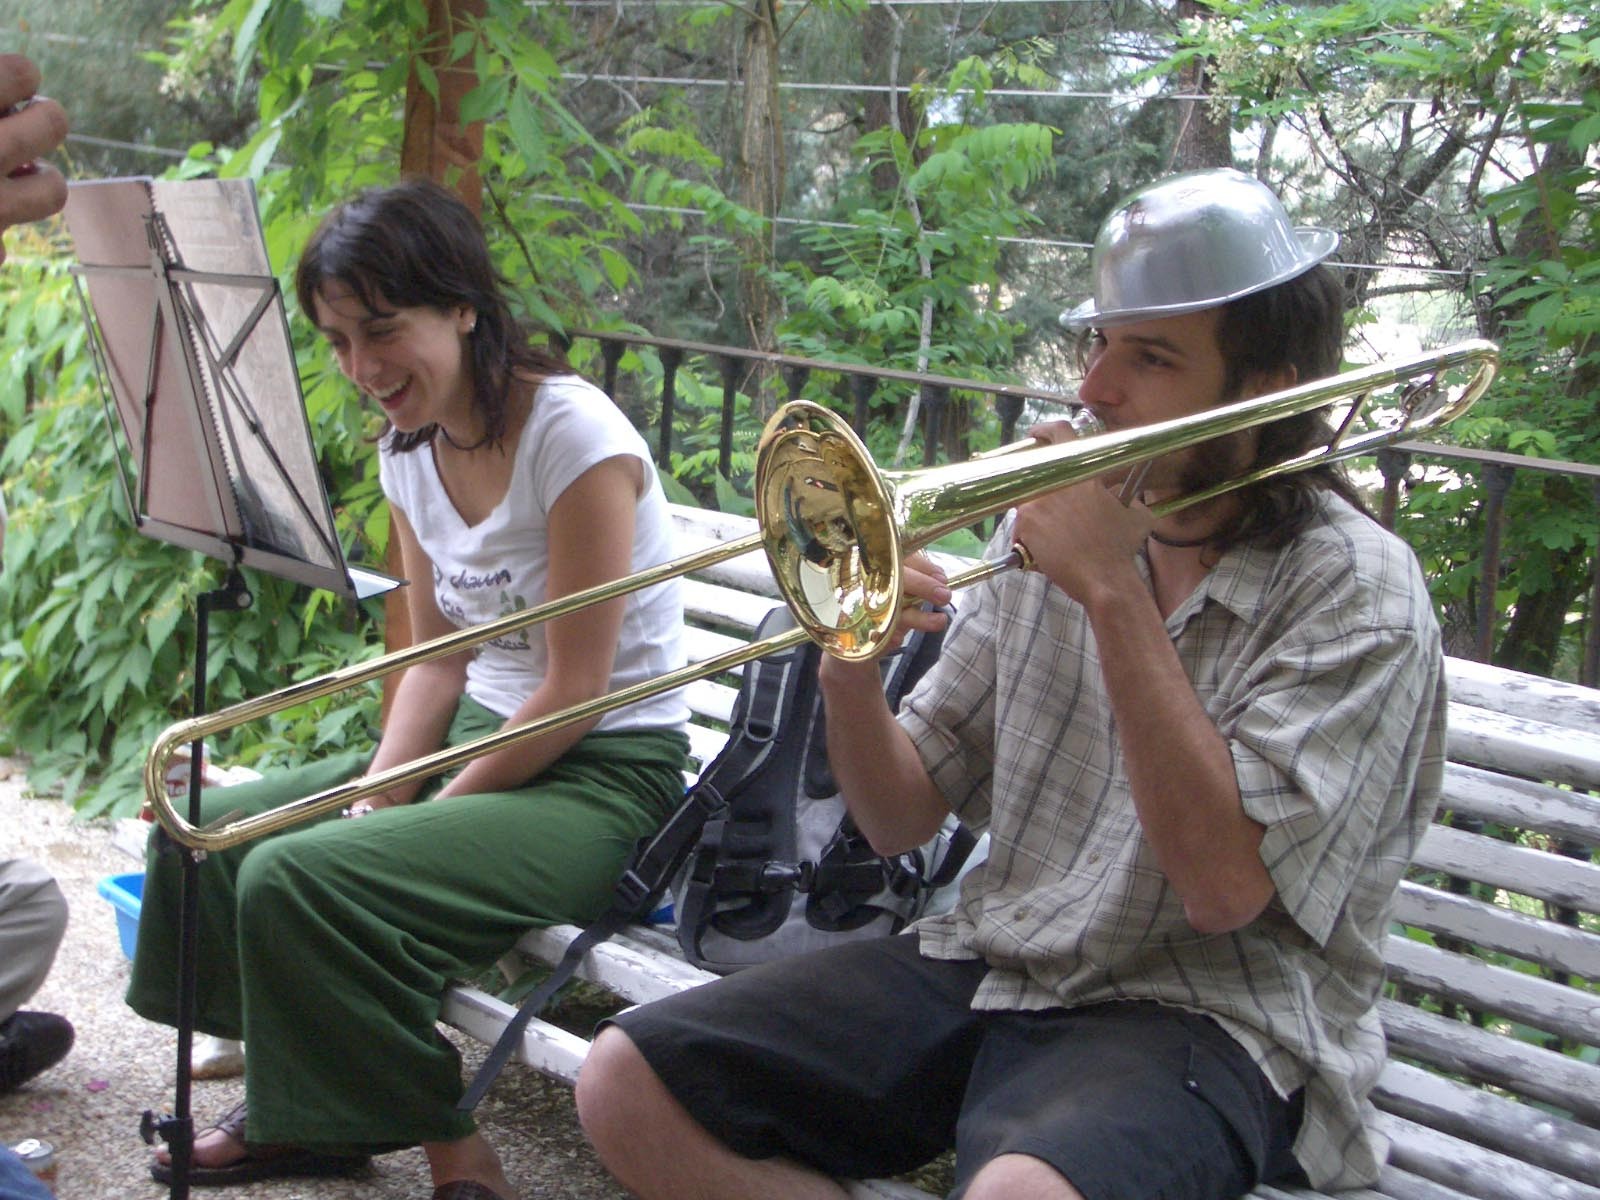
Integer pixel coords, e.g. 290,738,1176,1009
1174,428,1258,497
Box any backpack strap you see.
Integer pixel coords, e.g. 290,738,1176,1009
927,822,979,888
456,781,725,1113
674,611,816,954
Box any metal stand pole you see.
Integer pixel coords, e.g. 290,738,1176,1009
140,568,252,1200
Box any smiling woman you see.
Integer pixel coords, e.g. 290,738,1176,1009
122,178,691,1200
310,283,480,437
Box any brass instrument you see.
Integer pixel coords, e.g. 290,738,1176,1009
145,339,1498,852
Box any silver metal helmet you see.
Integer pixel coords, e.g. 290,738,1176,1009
1060,168,1338,329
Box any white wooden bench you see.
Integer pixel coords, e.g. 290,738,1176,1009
441,505,1600,1200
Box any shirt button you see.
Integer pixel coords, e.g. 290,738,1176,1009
1088,853,1101,864
1013,907,1031,921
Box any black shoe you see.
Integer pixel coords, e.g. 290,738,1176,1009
0,1011,75,1093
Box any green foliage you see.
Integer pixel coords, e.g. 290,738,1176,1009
0,238,386,815
1164,0,1600,677
13,0,1600,815
771,65,1058,395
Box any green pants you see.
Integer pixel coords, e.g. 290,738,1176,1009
127,697,687,1150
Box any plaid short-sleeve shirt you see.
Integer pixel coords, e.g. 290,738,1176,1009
900,490,1446,1190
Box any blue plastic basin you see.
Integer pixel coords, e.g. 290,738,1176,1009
96,872,144,960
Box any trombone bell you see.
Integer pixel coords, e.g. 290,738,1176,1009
757,405,903,660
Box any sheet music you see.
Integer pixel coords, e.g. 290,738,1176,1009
63,177,401,601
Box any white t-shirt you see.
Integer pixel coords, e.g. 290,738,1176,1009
378,374,689,733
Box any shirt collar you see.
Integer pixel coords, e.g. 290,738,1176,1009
1154,520,1286,635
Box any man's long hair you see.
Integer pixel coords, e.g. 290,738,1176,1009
294,177,570,453
1203,263,1369,554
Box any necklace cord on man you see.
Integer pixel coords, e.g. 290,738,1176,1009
1148,530,1213,549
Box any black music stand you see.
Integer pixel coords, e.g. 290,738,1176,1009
62,177,400,1200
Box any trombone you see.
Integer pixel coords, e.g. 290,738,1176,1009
145,339,1498,852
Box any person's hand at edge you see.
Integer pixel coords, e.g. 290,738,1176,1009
0,54,69,266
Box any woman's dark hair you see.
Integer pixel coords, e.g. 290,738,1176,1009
294,177,569,452
1210,261,1369,553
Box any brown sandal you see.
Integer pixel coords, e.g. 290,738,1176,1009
149,1100,370,1187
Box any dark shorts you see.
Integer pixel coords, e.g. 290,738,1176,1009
606,934,1306,1200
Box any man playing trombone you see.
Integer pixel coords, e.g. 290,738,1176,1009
577,168,1449,1200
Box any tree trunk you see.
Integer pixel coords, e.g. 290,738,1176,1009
737,0,785,412
401,0,487,208
861,4,917,193
383,0,488,716
1495,541,1586,677
1168,0,1233,171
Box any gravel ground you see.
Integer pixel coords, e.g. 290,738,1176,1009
0,759,631,1200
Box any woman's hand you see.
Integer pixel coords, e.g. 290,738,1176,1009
342,791,404,819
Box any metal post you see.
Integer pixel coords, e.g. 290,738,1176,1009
996,393,1024,447
657,346,683,471
717,355,740,481
848,373,875,434
781,364,810,402
1376,447,1411,531
1476,462,1515,664
601,339,623,404
921,384,949,468
144,568,252,1200
1584,479,1600,688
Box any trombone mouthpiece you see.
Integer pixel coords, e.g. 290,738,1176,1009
1065,406,1105,439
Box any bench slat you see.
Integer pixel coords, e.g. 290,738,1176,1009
685,723,728,774
1378,999,1600,1124
1440,762,1600,847
439,985,587,1086
1446,658,1600,731
682,623,750,670
1410,822,1600,913
1391,879,1600,981
1382,936,1600,1045
670,511,779,597
843,1182,939,1199
682,677,735,728
1368,1166,1483,1200
511,923,718,1005
1378,1111,1600,1200
681,576,778,636
1373,1059,1600,1184
1445,702,1600,792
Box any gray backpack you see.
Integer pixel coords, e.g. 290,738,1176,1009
672,604,976,973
